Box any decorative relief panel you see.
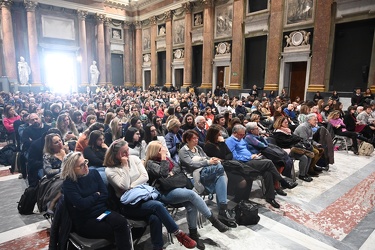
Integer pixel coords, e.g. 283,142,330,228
284,30,311,52
42,15,75,40
215,4,233,39
173,19,185,45
142,28,151,51
285,0,314,27
173,49,184,59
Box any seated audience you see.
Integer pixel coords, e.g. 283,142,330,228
75,122,105,152
165,118,183,162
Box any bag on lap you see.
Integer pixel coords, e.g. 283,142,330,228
157,172,193,192
234,200,260,226
358,141,374,156
18,185,39,215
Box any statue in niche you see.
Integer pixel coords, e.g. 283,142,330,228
18,56,31,85
194,14,202,26
112,29,121,39
90,61,100,85
285,35,291,47
159,26,165,36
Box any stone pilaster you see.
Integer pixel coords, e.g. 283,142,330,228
95,13,106,86
264,0,283,91
25,0,41,86
229,0,243,89
123,22,132,87
370,29,375,91
308,0,333,92
1,0,17,81
77,10,88,86
104,18,112,85
165,10,172,88
134,21,143,87
150,16,157,86
201,0,214,89
182,2,192,88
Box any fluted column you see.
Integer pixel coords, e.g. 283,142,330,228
308,0,333,92
77,10,88,86
264,0,283,91
182,2,192,88
229,0,243,89
201,0,214,89
150,16,157,86
165,11,172,87
123,22,132,87
95,13,106,86
104,18,112,85
134,21,142,87
1,0,17,81
25,1,41,85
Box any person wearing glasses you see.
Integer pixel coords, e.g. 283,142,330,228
104,139,196,250
61,152,131,249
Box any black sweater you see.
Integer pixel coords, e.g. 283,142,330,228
83,146,107,167
63,170,108,228
203,142,233,160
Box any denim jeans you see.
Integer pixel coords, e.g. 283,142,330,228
122,199,178,249
161,187,212,229
89,166,108,186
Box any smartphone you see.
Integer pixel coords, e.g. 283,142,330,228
96,210,111,221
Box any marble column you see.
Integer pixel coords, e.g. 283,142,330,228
134,21,143,87
95,13,106,86
308,0,333,92
1,0,17,81
104,18,112,85
368,24,375,91
123,22,132,87
229,0,243,90
201,0,214,89
165,11,172,88
182,2,192,88
150,16,157,87
77,10,88,86
24,1,41,86
264,0,283,91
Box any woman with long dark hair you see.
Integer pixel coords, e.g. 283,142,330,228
124,127,146,159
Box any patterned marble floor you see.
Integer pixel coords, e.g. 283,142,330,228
0,150,374,250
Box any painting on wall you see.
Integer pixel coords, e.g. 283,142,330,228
173,19,185,45
142,28,151,51
215,4,233,39
285,0,314,26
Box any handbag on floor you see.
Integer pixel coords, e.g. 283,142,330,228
234,200,260,226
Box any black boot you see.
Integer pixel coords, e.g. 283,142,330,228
218,204,237,228
189,229,205,250
207,214,229,232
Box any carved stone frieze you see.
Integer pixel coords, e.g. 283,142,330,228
182,2,191,14
284,30,311,52
149,16,157,25
95,13,106,23
165,10,172,21
215,42,231,55
0,0,13,9
173,49,185,59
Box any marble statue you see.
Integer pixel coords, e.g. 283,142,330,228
18,56,31,85
159,26,165,36
90,61,100,85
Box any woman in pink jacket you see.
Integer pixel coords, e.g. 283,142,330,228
3,105,20,133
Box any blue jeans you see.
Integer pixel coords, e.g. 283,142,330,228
89,167,108,186
212,175,228,207
161,188,212,229
122,200,178,249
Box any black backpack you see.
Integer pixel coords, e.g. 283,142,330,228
18,185,39,215
234,200,260,226
0,143,17,166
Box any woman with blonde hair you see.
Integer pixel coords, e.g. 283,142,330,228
104,139,196,250
104,117,123,146
145,141,228,249
165,118,183,162
61,152,131,249
103,112,115,132
56,114,78,141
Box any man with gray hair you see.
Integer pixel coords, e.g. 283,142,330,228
294,113,325,175
193,115,207,148
226,124,296,208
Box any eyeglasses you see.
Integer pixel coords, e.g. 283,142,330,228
76,159,89,169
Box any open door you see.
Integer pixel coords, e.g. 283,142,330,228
289,62,307,101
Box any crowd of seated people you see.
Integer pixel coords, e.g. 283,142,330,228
1,86,375,249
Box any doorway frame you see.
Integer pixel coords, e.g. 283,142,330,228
212,55,231,93
142,66,151,90
279,51,311,100
172,59,184,87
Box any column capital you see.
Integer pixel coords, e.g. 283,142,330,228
1,0,13,9
77,10,88,20
24,0,37,12
123,21,132,30
164,10,172,21
95,13,106,23
182,2,192,14
149,16,157,25
104,17,112,26
134,21,142,29
201,0,213,8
